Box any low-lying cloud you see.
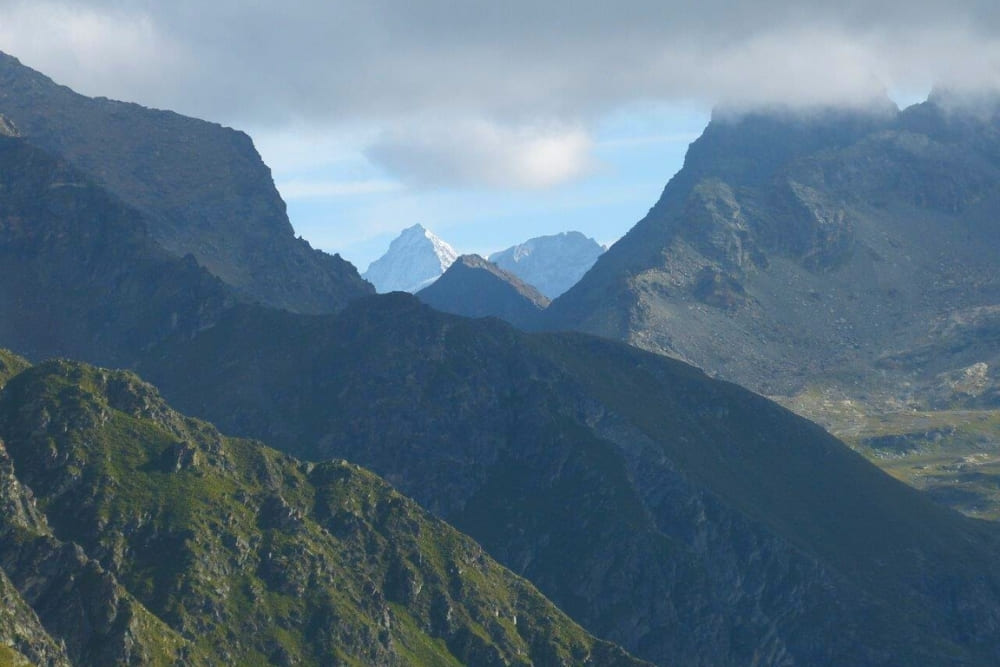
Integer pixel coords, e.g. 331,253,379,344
2,0,999,188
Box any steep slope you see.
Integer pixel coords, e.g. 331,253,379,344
417,254,550,328
545,98,1000,402
489,231,604,299
364,224,458,293
0,51,372,313
0,358,646,667
140,294,1000,666
540,97,1000,516
0,134,233,367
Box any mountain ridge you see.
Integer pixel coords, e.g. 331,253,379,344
0,355,649,666
4,56,1000,665
0,51,372,314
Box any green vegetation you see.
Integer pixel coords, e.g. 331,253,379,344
0,350,28,387
0,359,646,666
781,387,1000,519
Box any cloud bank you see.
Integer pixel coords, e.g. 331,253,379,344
2,0,999,188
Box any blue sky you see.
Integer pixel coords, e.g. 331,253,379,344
254,103,710,270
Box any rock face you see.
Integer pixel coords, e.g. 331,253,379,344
543,98,1000,401
364,223,458,293
0,51,372,314
141,294,1000,666
417,254,550,328
489,231,604,298
0,134,234,367
0,357,647,667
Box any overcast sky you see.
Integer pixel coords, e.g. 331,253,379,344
2,0,998,267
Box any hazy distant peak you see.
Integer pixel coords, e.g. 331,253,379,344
489,231,604,299
363,224,458,293
926,85,1000,116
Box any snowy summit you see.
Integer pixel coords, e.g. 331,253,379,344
363,224,458,293
488,231,604,299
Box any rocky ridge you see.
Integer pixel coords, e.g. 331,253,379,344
0,51,372,314
541,98,1000,516
0,354,647,666
140,294,1000,666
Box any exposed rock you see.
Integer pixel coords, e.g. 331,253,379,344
0,51,372,314
0,359,648,667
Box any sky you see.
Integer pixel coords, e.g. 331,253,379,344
1,1,997,269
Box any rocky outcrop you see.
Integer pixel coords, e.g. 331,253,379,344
0,358,647,666
0,51,372,314
543,98,1000,403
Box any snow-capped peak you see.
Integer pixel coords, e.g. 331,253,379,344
363,224,458,293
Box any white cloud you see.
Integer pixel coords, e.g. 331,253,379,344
365,119,594,189
0,1,188,104
4,1,1000,189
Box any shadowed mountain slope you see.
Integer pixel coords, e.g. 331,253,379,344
418,254,550,328
0,134,233,367
540,97,1000,517
0,51,372,314
139,294,1000,666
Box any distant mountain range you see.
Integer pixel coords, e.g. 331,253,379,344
5,51,1000,666
364,226,604,298
489,231,604,298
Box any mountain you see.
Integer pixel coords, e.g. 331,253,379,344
489,231,604,298
6,55,1000,664
545,97,1000,400
538,98,1000,514
0,355,647,666
140,294,1000,666
0,132,234,367
0,51,372,314
364,224,458,293
417,254,550,328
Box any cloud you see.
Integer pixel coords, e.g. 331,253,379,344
365,119,594,189
0,1,188,104
3,1,1000,188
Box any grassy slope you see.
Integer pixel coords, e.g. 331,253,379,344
0,357,647,667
